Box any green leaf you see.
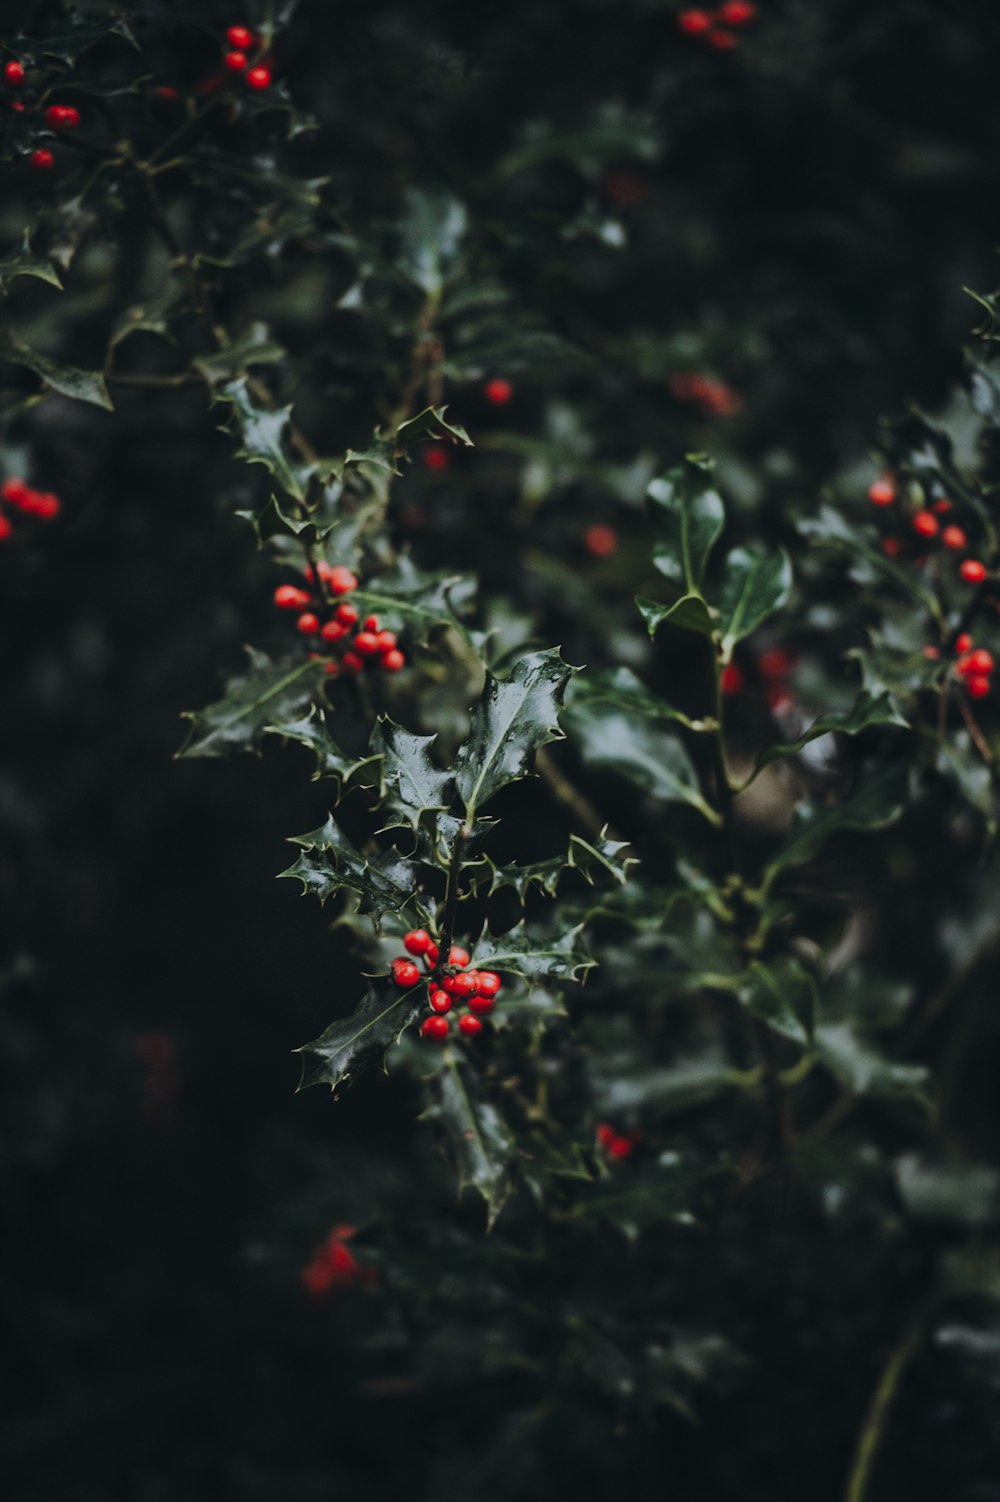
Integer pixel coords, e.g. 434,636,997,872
567,666,699,727
563,698,720,826
265,710,376,788
281,815,417,922
422,1052,518,1228
0,231,62,293
739,958,815,1046
814,1022,928,1101
194,324,287,385
563,1153,709,1241
636,592,715,638
371,718,455,832
396,405,473,453
348,559,475,640
647,455,724,592
754,691,909,774
715,545,792,654
216,377,311,502
297,984,422,1091
799,506,941,617
178,649,325,758
455,648,579,816
398,188,468,295
484,831,636,902
22,15,139,61
765,763,909,881
0,332,112,410
472,921,593,984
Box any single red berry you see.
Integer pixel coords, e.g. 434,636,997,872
758,647,795,680
30,148,54,171
335,602,359,626
942,525,968,551
324,661,339,676
353,631,379,656
0,514,12,542
468,994,496,1016
955,633,973,655
448,946,470,968
707,27,739,49
583,523,618,558
296,612,320,635
960,559,987,585
32,491,59,520
719,0,756,22
274,584,312,610
4,60,25,86
934,498,953,514
483,378,513,406
328,566,358,595
381,649,405,672
1,478,29,506
422,445,450,472
459,1014,483,1037
341,651,363,675
606,1134,635,1161
246,65,272,90
967,649,995,675
223,50,248,72
46,104,80,130
677,8,712,34
443,972,477,999
373,630,397,652
920,646,940,661
475,971,501,998
421,1015,449,1040
154,85,181,101
10,99,25,111
391,958,421,988
424,942,439,966
361,615,379,632
720,662,744,695
880,536,903,559
227,25,256,49
966,674,991,699
596,1124,617,1147
320,619,347,644
429,989,452,1014
912,510,939,539
404,929,432,956
868,478,896,507
300,1258,335,1299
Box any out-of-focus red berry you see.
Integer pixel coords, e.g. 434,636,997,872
246,65,272,90
720,662,744,695
4,60,26,86
942,525,967,551
868,478,896,507
960,559,987,585
583,523,618,557
422,445,450,472
912,510,939,539
483,378,513,406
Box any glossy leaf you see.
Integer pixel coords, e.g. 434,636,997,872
754,690,909,774
0,232,63,292
647,455,724,591
265,710,376,789
636,592,715,639
421,1052,518,1228
472,921,593,984
715,546,793,653
0,332,112,410
216,378,311,502
178,649,325,758
739,958,815,1046
371,718,455,831
765,763,909,880
563,698,719,826
281,815,417,922
298,984,422,1091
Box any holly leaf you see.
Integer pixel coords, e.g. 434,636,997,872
715,546,792,654
178,649,325,758
765,763,909,880
421,1052,518,1228
636,592,715,638
455,648,579,816
398,188,468,295
472,921,593,983
297,984,423,1092
563,698,720,826
739,958,815,1046
281,815,417,922
396,405,473,452
0,332,112,410
815,1024,928,1101
371,718,455,831
483,830,636,902
0,231,63,292
349,558,475,640
566,666,702,730
20,15,139,61
216,377,311,502
800,506,940,617
194,324,287,385
265,710,376,789
647,455,724,592
754,691,909,774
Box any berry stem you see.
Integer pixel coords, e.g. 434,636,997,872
433,823,470,982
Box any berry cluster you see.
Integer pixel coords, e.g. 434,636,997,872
0,476,61,541
669,370,744,417
4,58,82,170
596,1123,637,1161
391,930,503,1041
923,634,995,700
220,22,272,91
273,562,405,676
299,1224,374,1300
677,2,758,51
721,644,796,714
868,476,989,585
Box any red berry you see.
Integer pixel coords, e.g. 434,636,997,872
223,50,247,72
583,523,618,558
443,972,477,999
912,510,938,539
300,1258,336,1298
677,8,712,34
373,630,397,652
274,584,312,610
467,994,495,1016
706,27,739,49
429,989,452,1014
154,85,181,101
45,104,80,130
422,445,450,472
30,148,54,171
425,942,439,966
606,1134,635,1161
391,958,421,988
955,633,973,655
353,631,379,656
934,498,953,514
328,566,358,595
758,647,794,680
1,478,29,506
381,649,405,673
448,946,470,967
334,602,359,627
960,560,987,585
880,537,903,559
596,1124,616,1147
296,612,320,635
246,65,271,90
868,478,896,507
324,661,339,676
475,971,501,998
421,1015,449,1040
362,615,379,632
966,674,991,699
31,491,59,520
719,0,756,22
4,60,25,87
942,525,967,551
483,378,513,406
0,514,12,542
227,25,256,49
967,649,995,675
404,929,432,956
458,1014,483,1037
341,651,363,675
720,662,744,695
920,646,940,660
320,619,347,644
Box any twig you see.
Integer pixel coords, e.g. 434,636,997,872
843,1312,924,1502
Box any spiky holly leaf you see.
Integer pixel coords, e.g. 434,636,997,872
370,718,455,832
484,832,636,902
0,231,63,292
0,332,112,410
297,983,423,1092
647,455,725,592
178,649,325,758
715,545,793,655
282,816,418,922
472,921,593,983
265,710,377,789
753,691,908,775
455,648,579,816
194,324,287,385
216,378,312,502
566,666,702,730
349,558,475,640
739,958,816,1047
421,1052,518,1228
563,697,720,827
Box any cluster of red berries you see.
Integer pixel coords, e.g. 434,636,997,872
273,562,405,676
922,633,995,700
868,477,989,585
300,1224,375,1301
669,370,744,417
0,476,61,541
596,1123,637,1161
391,930,503,1041
220,22,272,90
4,57,83,170
677,2,758,51
721,645,796,713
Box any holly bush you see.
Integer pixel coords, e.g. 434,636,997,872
4,2,1000,1499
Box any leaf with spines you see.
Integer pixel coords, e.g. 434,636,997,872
647,455,724,592
179,649,325,758
563,697,720,826
0,231,63,293
421,1052,518,1228
0,332,112,410
320,406,472,483
265,710,376,790
194,324,287,385
484,832,636,902
472,921,593,984
455,648,579,816
348,558,475,641
297,984,423,1092
715,545,793,655
281,815,418,922
371,718,455,831
216,378,312,502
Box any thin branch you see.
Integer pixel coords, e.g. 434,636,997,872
843,1313,924,1502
